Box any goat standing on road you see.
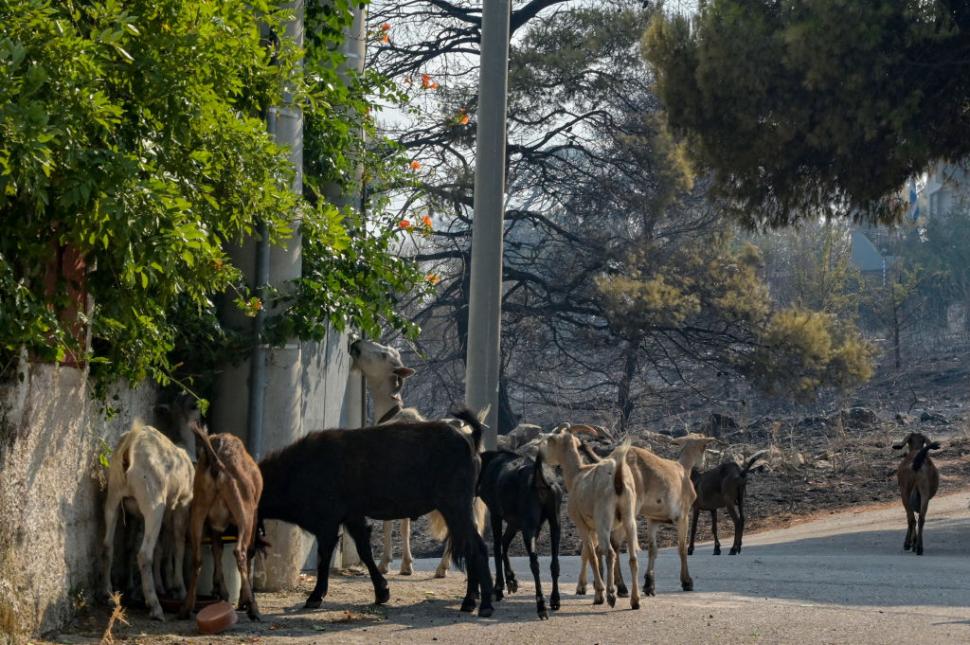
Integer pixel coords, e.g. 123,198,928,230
893,432,941,555
541,428,640,609
477,449,563,619
688,449,767,556
257,409,495,617
179,422,264,621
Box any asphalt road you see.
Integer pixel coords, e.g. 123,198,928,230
56,492,970,645
361,491,970,644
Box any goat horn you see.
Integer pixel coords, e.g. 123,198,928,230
565,424,599,437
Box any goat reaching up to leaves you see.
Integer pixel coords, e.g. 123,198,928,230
688,449,767,556
350,338,486,578
893,432,941,555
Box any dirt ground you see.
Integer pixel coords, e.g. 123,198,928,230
40,572,482,644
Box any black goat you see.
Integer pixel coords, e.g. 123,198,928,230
257,409,494,617
688,450,767,556
477,449,563,619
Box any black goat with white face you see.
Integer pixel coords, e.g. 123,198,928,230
477,449,563,619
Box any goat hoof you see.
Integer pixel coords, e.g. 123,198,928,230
593,593,605,605
248,609,262,622
493,589,504,601
682,577,693,592
149,607,166,622
916,546,924,556
478,605,494,618
434,569,448,579
550,595,560,611
304,598,323,609
729,548,739,555
378,563,389,574
399,564,414,576
713,548,721,555
460,598,477,613
607,593,616,608
507,580,517,594
375,587,390,605
687,546,694,556
575,584,586,596
631,597,640,610
537,607,549,620
616,584,629,598
903,543,911,551
643,574,655,597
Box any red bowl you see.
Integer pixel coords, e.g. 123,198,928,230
196,600,238,635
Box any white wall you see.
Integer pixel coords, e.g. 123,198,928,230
0,363,157,640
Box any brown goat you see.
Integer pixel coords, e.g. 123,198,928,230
179,422,264,621
893,432,941,555
688,449,767,556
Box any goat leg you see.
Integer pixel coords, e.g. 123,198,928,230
575,539,589,596
501,524,518,594
305,528,341,609
101,490,124,604
490,515,505,601
610,532,629,598
710,510,721,555
916,493,929,556
642,522,658,597
677,514,693,592
378,521,393,574
136,504,167,621
726,504,743,556
523,530,548,620
179,500,208,620
902,493,915,551
399,518,414,575
549,516,561,611
344,517,390,604
687,506,700,556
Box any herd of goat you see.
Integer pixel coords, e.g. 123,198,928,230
101,339,945,624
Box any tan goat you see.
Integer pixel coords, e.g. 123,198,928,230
180,421,264,621
349,338,486,578
893,432,941,555
578,433,714,596
102,420,194,621
540,426,640,609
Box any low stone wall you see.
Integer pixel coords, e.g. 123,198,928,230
0,363,156,641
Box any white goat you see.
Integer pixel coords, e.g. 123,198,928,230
540,426,640,609
102,420,194,620
349,338,485,578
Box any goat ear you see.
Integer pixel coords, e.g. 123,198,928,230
929,441,942,450
393,366,416,378
892,433,912,450
476,404,492,424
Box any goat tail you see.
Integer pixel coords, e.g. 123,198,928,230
429,510,449,542
610,437,633,496
450,407,485,453
742,449,769,476
116,420,145,473
191,422,224,476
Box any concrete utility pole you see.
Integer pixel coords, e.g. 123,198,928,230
465,0,511,450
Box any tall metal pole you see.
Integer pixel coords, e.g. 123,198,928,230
465,1,510,450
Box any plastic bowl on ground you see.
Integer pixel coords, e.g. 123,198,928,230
196,600,238,635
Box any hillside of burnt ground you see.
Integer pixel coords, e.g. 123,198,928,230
394,345,970,560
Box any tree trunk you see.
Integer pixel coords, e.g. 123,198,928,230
497,373,519,435
616,343,638,433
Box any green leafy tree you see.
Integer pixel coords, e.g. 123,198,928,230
0,0,421,392
643,1,970,227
